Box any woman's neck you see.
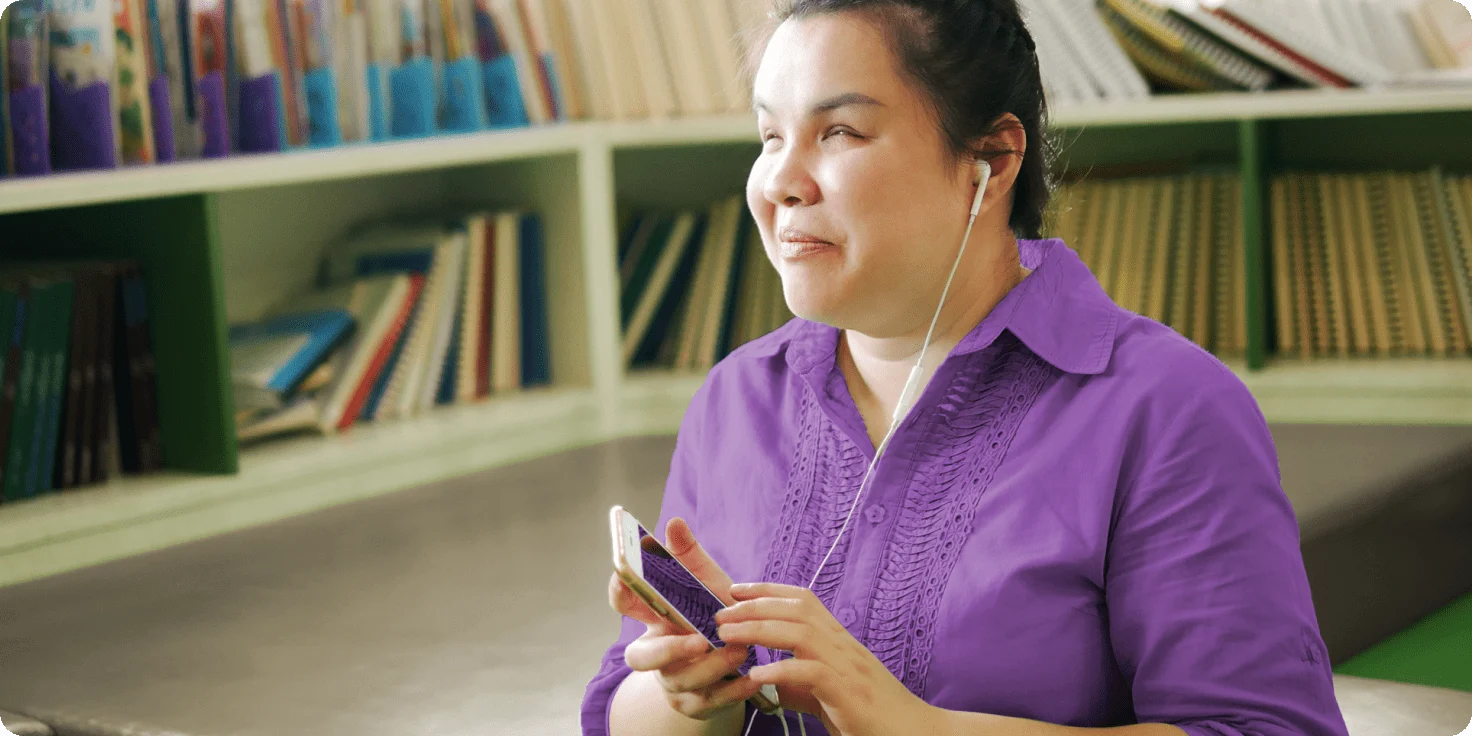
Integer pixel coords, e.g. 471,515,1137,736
838,238,1029,444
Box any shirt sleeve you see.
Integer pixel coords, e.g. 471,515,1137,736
1105,362,1350,736
580,381,714,736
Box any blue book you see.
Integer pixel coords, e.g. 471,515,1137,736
473,5,528,128
436,306,461,404
229,310,355,408
518,214,551,387
355,250,435,277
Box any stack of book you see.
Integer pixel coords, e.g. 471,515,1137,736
1269,169,1472,358
1044,171,1248,357
618,195,792,372
0,261,164,504
232,210,552,443
1097,0,1472,93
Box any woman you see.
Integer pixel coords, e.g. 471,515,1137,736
583,1,1350,734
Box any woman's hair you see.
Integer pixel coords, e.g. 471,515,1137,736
748,0,1055,239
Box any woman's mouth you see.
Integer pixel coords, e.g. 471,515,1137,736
778,227,837,259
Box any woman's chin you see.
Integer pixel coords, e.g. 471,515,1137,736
781,288,846,327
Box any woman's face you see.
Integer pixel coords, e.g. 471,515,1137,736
747,12,978,337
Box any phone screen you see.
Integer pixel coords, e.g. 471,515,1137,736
634,523,732,648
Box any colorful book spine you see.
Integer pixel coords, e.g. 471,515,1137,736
115,0,158,164
472,0,525,127
144,0,180,160
6,2,50,175
189,0,230,156
49,0,121,170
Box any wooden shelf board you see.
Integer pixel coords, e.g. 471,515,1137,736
0,386,602,588
5,87,1469,216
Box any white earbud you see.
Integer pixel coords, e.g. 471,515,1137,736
970,160,992,217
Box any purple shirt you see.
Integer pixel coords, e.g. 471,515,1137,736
583,238,1350,736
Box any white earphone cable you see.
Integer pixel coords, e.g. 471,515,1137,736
747,162,990,736
804,162,990,592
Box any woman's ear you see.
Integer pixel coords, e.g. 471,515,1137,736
970,113,1028,205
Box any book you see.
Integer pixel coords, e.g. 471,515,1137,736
622,211,698,365
336,273,423,427
115,0,158,164
456,214,489,401
491,211,521,392
229,307,355,412
0,288,16,496
0,284,29,496
50,0,121,170
518,212,551,386
1103,0,1273,91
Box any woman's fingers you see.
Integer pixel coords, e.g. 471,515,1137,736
656,644,752,693
714,596,810,625
607,573,667,628
749,658,841,705
664,518,738,604
717,619,815,656
623,632,709,672
696,672,767,710
728,582,815,602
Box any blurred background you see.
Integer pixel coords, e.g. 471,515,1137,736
0,0,1470,733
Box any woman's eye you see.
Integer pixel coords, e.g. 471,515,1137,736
824,127,861,141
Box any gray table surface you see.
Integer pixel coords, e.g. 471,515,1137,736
0,436,678,736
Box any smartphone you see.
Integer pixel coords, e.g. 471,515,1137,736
609,505,780,715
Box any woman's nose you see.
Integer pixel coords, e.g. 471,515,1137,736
763,148,820,208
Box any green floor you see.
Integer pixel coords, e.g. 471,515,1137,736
1334,591,1472,693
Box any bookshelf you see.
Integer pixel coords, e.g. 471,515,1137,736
1,86,1470,587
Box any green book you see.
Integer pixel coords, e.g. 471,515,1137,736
0,288,17,490
0,291,16,408
22,280,64,496
4,280,48,500
37,279,75,493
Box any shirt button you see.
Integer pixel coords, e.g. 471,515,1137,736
838,607,857,627
865,504,887,524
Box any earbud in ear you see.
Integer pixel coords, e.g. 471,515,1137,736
973,161,991,187
969,161,992,217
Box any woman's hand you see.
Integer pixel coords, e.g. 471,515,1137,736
716,583,944,736
609,518,765,722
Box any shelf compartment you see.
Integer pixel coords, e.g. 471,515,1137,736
0,195,235,474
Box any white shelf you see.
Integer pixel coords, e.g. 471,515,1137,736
4,86,1470,217
1048,86,1472,126
1236,358,1472,425
0,386,602,588
0,123,593,216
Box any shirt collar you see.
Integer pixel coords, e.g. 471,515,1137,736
760,238,1118,377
